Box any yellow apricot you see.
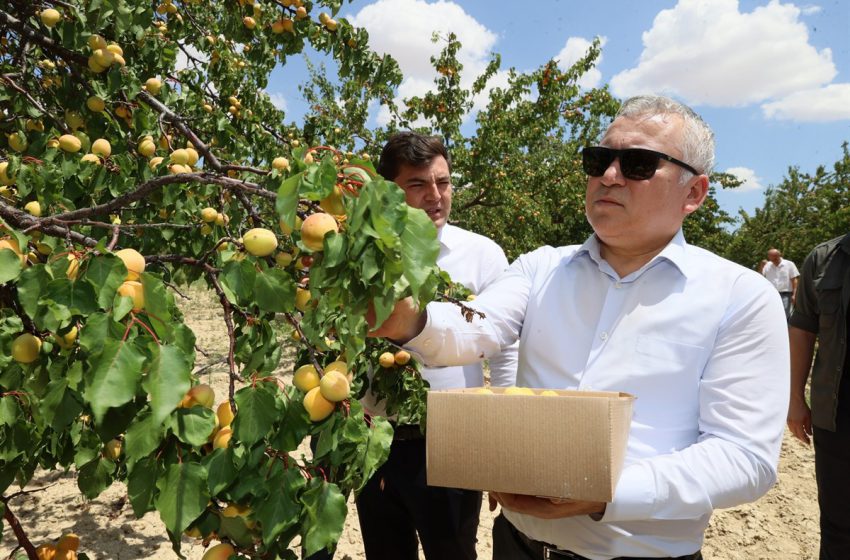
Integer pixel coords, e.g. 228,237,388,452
202,543,235,560
378,352,395,368
117,280,144,311
183,384,215,408
294,287,311,312
217,401,235,427
115,248,145,280
319,371,350,402
293,364,320,392
394,350,411,365
300,213,338,252
213,426,232,449
503,387,535,396
303,387,334,422
242,228,278,257
11,333,42,364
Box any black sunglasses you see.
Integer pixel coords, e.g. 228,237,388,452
582,146,700,180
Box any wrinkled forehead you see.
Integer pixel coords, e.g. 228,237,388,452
602,113,685,151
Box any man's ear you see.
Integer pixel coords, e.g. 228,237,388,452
683,174,710,215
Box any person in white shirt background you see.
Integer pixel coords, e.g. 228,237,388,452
370,95,789,560
355,132,518,560
762,247,800,320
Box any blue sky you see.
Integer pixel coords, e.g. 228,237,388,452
263,0,850,220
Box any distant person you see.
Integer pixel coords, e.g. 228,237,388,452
788,232,850,559
371,95,789,560
761,248,799,319
757,259,768,274
357,132,518,560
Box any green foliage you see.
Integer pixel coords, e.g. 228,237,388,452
724,143,850,269
0,0,438,557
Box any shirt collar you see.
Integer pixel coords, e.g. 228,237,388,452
565,229,692,280
840,233,850,254
437,224,456,250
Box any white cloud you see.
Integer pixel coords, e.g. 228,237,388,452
266,92,288,112
761,83,850,121
610,0,836,107
725,166,765,192
800,4,822,15
555,36,607,89
348,0,503,126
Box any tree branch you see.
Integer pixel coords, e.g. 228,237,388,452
1,498,37,560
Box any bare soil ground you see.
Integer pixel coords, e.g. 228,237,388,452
1,287,820,559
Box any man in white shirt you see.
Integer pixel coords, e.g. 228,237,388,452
356,132,518,560
762,248,800,319
370,96,789,560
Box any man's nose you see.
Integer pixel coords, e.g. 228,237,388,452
423,181,441,200
600,159,626,187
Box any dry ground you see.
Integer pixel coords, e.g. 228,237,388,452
1,287,820,559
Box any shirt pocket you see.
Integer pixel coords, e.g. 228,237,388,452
816,288,841,329
635,335,706,369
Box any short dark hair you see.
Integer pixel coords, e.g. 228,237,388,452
376,132,451,181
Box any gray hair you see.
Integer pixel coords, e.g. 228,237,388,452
615,95,715,181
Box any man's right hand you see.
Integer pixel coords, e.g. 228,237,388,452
787,397,813,445
366,296,428,343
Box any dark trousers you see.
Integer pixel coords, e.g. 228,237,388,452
813,425,850,560
355,436,482,560
492,513,702,560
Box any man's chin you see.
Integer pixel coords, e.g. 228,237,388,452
430,215,447,229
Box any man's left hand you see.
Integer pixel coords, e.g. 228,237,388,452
489,492,606,520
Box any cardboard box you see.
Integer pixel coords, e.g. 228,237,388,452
426,388,634,502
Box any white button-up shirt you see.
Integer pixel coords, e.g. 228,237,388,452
762,258,800,293
408,230,789,559
362,224,518,417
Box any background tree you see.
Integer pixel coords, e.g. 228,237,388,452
723,142,850,269
309,33,737,260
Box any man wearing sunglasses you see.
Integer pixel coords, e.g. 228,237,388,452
370,94,789,560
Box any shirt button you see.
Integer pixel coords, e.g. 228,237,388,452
614,282,622,289
600,332,609,341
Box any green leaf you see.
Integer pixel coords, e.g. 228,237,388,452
83,255,126,309
79,312,111,354
128,456,159,517
124,411,164,470
15,265,50,318
78,457,114,499
300,479,347,556
83,338,146,424
270,388,311,452
143,345,191,427
155,462,209,535
0,397,20,426
141,273,173,340
0,249,23,284
42,378,82,430
253,268,296,313
169,407,216,447
44,278,99,315
276,173,301,230
221,260,257,305
257,466,305,546
358,417,394,491
205,448,238,496
233,384,277,446
322,231,346,268
401,206,440,301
